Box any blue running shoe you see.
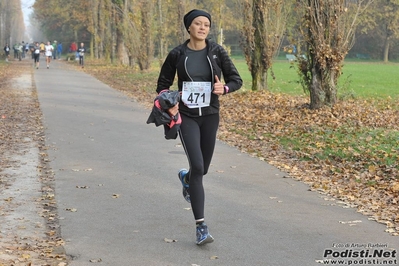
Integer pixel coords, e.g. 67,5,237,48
178,169,190,203
196,223,214,245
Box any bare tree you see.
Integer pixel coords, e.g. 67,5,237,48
360,0,399,62
241,0,292,91
136,0,155,70
296,0,374,109
1,1,24,46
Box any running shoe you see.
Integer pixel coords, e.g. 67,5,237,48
178,169,190,203
196,223,214,245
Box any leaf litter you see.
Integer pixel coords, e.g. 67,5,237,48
0,61,68,265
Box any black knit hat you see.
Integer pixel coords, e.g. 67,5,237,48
183,9,211,32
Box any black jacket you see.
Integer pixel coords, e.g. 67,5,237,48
146,90,181,140
156,39,242,117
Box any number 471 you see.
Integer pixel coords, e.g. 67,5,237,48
187,92,205,103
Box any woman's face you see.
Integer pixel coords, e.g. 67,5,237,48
188,16,210,41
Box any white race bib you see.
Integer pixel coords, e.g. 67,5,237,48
182,81,212,109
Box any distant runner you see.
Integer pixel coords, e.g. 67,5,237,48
44,41,53,69
78,42,86,68
33,42,41,69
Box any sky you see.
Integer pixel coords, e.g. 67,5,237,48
21,0,35,27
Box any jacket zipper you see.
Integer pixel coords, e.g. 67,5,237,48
184,55,215,116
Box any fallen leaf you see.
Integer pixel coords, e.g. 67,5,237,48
339,220,362,224
89,258,102,263
164,238,177,243
21,254,30,259
391,182,399,193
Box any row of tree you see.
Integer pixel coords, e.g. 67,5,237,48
8,0,399,108
0,0,25,47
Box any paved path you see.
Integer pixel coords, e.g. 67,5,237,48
33,60,398,266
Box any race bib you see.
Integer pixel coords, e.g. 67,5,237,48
182,81,212,108
6,47,9,51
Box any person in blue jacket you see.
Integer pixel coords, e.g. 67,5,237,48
57,42,63,59
156,9,242,245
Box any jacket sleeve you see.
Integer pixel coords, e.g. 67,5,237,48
163,113,181,140
219,46,243,93
156,49,178,94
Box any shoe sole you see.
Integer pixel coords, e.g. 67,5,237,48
197,235,214,245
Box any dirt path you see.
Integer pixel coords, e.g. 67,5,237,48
0,60,67,266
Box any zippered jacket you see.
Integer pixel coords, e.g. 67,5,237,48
156,39,242,117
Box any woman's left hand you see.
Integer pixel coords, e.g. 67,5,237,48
213,75,224,95
168,103,179,116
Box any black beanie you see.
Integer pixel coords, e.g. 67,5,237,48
183,9,211,32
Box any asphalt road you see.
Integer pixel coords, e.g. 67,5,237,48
33,60,399,266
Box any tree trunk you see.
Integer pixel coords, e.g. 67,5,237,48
91,0,98,59
309,65,324,109
115,0,126,65
90,35,94,60
383,36,389,63
326,70,337,106
137,1,153,70
250,0,268,91
178,1,186,43
158,0,166,66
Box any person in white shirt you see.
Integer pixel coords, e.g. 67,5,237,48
45,41,53,69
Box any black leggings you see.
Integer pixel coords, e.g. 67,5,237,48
34,54,40,63
179,112,219,220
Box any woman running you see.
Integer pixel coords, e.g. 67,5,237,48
156,9,242,245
